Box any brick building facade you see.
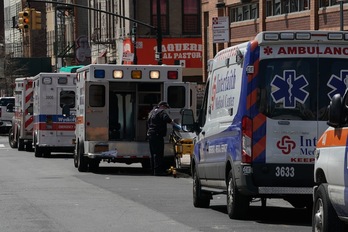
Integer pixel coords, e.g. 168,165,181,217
202,0,348,80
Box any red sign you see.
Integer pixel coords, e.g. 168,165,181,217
123,37,202,68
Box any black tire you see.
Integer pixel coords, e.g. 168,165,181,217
77,142,88,172
25,141,33,152
8,128,17,149
192,168,210,208
89,159,100,172
34,145,43,157
73,144,78,168
227,169,250,219
141,160,151,169
18,138,25,151
312,184,345,232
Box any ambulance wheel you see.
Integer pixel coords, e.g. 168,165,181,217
8,128,17,149
89,159,100,172
193,168,210,208
18,138,25,151
34,145,43,157
77,142,88,172
312,184,345,232
25,141,34,152
227,169,250,219
43,150,51,157
73,146,78,168
141,160,151,170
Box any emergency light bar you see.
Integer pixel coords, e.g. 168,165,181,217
113,70,123,79
263,31,348,41
131,70,142,79
42,77,52,84
328,33,343,40
149,70,160,79
94,70,105,78
168,71,178,79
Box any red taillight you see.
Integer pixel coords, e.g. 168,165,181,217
167,71,178,79
242,116,252,163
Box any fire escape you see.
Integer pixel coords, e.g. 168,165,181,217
55,4,76,66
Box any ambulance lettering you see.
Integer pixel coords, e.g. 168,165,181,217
213,69,237,110
263,46,348,55
276,135,316,163
271,70,309,108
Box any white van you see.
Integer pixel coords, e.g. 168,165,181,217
0,97,15,133
313,91,348,231
181,30,348,219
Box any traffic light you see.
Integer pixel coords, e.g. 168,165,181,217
31,10,42,30
18,8,31,30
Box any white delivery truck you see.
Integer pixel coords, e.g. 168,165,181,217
9,77,34,151
181,30,348,219
74,64,196,172
32,73,76,157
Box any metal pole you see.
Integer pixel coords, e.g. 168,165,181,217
132,0,137,64
156,0,162,65
340,0,344,31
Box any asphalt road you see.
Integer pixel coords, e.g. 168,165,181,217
0,134,312,232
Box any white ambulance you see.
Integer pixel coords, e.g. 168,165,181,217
313,91,348,231
181,30,348,219
32,73,76,157
9,77,34,151
74,64,196,172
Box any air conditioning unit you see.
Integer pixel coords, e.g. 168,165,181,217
174,60,186,67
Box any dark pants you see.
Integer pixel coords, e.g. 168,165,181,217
148,135,165,174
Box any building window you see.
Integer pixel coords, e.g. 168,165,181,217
319,0,343,7
230,3,259,23
266,0,310,16
151,0,169,35
182,0,200,35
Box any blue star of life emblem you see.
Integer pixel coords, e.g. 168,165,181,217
271,70,309,108
327,70,348,100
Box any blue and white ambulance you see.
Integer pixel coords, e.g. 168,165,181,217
181,30,348,219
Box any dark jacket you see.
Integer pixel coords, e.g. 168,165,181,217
147,108,172,137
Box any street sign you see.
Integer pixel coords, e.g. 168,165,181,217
212,16,230,43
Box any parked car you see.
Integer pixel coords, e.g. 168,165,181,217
0,97,14,133
313,92,348,232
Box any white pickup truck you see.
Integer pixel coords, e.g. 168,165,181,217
0,97,14,133
313,92,348,231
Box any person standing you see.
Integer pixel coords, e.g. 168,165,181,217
147,101,180,176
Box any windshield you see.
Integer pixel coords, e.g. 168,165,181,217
257,58,348,121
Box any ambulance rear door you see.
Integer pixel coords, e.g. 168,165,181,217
57,86,76,136
85,82,109,141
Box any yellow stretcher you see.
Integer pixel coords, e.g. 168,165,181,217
169,129,194,177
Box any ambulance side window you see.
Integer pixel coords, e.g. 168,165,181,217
197,80,210,128
89,85,105,107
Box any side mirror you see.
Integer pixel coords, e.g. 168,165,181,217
62,104,70,117
327,93,343,127
6,103,14,113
